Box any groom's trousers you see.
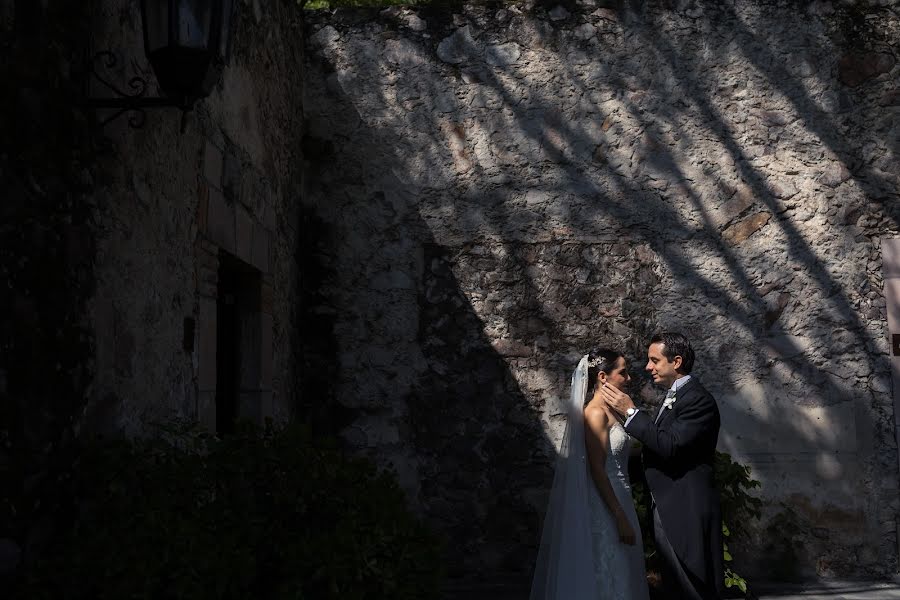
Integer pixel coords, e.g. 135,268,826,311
652,505,717,600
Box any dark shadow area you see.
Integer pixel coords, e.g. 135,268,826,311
0,2,98,585
412,240,549,578
294,203,360,434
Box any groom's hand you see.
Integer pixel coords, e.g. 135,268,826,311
599,383,635,416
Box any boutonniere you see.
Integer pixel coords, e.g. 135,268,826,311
662,396,676,410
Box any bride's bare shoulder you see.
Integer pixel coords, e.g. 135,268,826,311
583,401,611,430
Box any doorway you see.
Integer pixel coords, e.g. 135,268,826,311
215,251,261,435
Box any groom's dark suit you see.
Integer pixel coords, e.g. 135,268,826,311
625,377,723,600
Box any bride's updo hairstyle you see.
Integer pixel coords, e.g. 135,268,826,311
585,347,624,399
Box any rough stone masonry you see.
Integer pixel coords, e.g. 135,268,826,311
301,0,900,583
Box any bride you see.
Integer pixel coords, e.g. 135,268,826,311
530,349,650,600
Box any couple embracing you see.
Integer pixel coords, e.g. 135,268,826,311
530,332,724,600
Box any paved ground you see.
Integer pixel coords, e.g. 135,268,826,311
443,578,900,599
754,579,900,600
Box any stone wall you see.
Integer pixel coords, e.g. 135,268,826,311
302,0,900,584
83,0,306,435
1,0,305,572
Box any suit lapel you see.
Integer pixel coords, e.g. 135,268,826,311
656,378,699,425
656,400,674,425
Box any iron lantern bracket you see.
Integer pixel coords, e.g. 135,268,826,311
81,50,194,133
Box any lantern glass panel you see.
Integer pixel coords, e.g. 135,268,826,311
142,0,169,54
177,0,213,49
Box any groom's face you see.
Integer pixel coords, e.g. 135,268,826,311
645,342,681,387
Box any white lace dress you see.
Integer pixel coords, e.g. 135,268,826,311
587,422,651,600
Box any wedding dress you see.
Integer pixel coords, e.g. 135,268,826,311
530,356,650,600
587,421,650,600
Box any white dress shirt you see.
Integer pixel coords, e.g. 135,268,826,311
625,374,692,427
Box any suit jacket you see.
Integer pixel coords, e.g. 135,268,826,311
625,377,724,594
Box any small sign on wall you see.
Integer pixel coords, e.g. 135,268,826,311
894,333,900,357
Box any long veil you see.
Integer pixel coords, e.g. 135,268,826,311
529,355,596,599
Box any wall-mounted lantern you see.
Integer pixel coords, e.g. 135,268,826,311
85,0,235,131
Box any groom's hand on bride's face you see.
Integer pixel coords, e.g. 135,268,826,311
599,383,635,415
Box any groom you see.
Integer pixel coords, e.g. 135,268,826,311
600,332,723,600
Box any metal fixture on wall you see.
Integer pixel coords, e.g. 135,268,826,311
84,0,235,131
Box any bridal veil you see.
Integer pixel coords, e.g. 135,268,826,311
529,355,597,600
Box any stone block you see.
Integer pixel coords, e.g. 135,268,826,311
197,265,218,298
549,5,569,20
437,26,478,65
770,181,799,199
879,90,900,107
207,187,235,254
716,185,755,227
400,12,426,32
197,280,216,301
196,181,209,234
262,202,277,233
200,238,218,255
251,223,270,274
820,163,851,188
238,391,272,425
222,151,242,202
237,313,262,391
763,334,812,360
491,338,532,357
485,43,520,66
114,329,134,378
838,52,896,87
198,298,217,392
203,140,224,189
884,278,900,334
92,297,115,378
235,205,253,265
881,238,900,279
197,390,216,433
195,241,218,270
259,390,274,422
260,312,273,389
721,211,771,245
260,280,273,314
574,23,596,40
385,38,428,67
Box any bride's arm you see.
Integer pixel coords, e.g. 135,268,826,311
584,407,636,545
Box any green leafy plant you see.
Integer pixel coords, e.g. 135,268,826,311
13,421,443,600
723,523,747,595
715,451,762,597
715,451,763,540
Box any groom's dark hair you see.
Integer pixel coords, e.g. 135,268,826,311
650,332,695,374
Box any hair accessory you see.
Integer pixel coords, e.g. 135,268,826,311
586,355,608,369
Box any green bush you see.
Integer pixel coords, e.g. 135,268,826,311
715,450,762,541
15,421,443,600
